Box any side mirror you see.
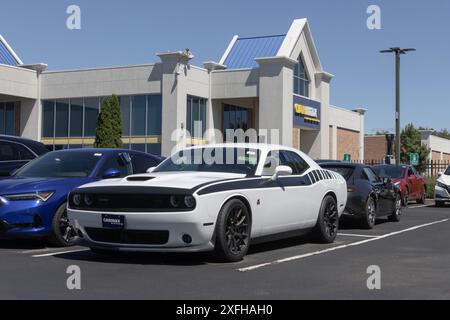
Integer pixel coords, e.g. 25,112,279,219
382,177,392,185
147,167,156,174
271,166,293,181
103,168,121,179
438,172,443,177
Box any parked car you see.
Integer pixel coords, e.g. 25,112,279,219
0,135,48,177
321,162,402,229
0,149,162,246
373,164,426,206
435,165,450,207
68,144,348,262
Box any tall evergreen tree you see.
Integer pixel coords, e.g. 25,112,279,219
94,95,122,148
400,123,429,172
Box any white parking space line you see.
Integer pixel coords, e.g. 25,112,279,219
238,218,449,272
21,248,68,254
407,204,433,209
32,249,89,258
338,233,380,238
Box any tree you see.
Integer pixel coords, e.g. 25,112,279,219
433,129,450,140
94,95,123,148
400,123,429,172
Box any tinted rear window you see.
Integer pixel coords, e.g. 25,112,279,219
322,166,354,180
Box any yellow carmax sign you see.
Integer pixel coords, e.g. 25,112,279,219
294,103,318,118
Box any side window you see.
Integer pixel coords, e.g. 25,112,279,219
130,154,158,174
280,151,310,175
0,142,19,161
363,167,380,184
360,170,369,181
98,154,132,178
15,144,36,160
408,167,414,177
262,151,280,176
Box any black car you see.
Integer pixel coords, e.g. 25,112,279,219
320,162,402,229
0,135,49,177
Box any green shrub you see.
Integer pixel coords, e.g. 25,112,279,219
424,177,436,199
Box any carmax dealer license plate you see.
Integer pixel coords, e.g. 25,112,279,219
102,214,125,229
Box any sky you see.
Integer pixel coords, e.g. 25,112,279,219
0,0,449,134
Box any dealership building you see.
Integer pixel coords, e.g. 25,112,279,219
0,19,366,159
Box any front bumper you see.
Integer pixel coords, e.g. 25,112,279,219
68,208,217,252
0,198,55,238
435,185,450,202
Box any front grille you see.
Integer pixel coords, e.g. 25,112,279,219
69,192,195,212
85,228,169,245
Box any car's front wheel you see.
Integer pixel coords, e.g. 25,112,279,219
48,203,77,247
436,201,445,208
402,188,409,206
388,194,402,222
312,195,339,243
214,199,251,262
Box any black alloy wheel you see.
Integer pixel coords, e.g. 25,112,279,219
214,199,251,262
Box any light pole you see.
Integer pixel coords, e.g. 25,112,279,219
380,47,416,164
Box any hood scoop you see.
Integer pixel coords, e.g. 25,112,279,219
126,176,155,182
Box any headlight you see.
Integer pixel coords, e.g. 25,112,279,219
170,195,180,208
184,195,196,208
3,191,54,202
72,194,82,206
437,181,447,189
84,194,94,206
394,181,401,187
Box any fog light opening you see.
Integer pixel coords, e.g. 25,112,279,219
182,234,192,244
33,215,43,228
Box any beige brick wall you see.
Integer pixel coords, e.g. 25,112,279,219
337,127,360,161
293,128,300,150
365,136,387,161
432,150,442,161
329,126,333,159
443,153,450,161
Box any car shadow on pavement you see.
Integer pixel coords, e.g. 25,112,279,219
53,249,211,266
0,239,48,250
339,216,390,230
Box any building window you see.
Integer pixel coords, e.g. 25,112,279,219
0,102,16,135
294,55,310,97
84,98,100,137
70,99,83,137
187,96,207,139
42,95,163,156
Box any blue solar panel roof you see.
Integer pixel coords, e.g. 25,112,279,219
0,37,20,66
223,35,286,69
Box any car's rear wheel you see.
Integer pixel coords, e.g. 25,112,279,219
312,195,339,243
48,203,77,247
417,188,426,204
214,199,251,262
360,197,376,229
388,194,402,222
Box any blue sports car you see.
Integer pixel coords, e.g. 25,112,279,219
0,148,162,246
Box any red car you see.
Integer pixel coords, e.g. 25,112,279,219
373,164,426,206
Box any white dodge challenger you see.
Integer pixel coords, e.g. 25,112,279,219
68,144,347,262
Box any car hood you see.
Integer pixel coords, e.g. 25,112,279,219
0,177,94,195
438,174,450,186
77,172,246,191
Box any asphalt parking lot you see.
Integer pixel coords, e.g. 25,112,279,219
0,201,449,300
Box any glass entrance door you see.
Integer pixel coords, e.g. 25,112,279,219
223,104,251,134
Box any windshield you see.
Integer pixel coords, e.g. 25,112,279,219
15,151,102,178
373,165,405,179
154,147,260,175
321,166,354,180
